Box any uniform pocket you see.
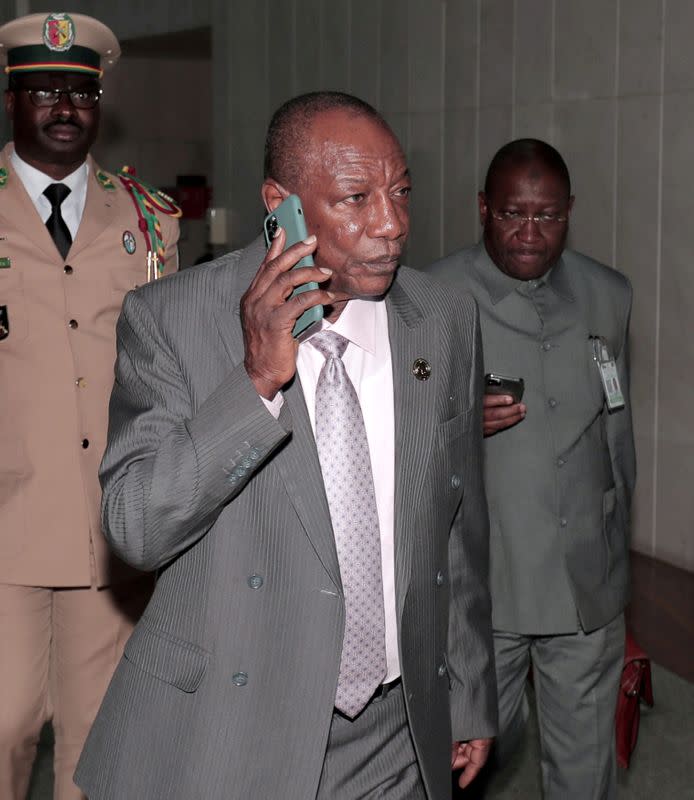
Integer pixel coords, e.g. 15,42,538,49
124,619,210,693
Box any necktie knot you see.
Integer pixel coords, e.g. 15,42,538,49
43,182,71,209
311,330,349,360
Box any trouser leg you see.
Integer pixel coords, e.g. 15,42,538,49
0,583,52,800
532,614,625,800
50,576,152,800
492,630,533,765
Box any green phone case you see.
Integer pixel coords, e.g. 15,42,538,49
263,194,324,337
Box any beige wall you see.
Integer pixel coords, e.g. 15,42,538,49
8,0,691,571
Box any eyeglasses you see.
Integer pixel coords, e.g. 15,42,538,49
490,210,568,228
22,88,102,110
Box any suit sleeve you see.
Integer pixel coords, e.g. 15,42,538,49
99,289,292,571
446,296,499,741
606,279,636,539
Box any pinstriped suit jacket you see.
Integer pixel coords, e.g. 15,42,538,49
75,237,497,800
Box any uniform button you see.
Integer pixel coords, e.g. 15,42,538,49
64,265,73,275
438,663,447,678
68,319,78,329
557,458,565,467
548,398,557,408
248,574,263,589
542,341,552,351
232,672,248,687
75,377,86,388
450,474,461,490
81,438,90,449
436,571,444,586
560,518,567,527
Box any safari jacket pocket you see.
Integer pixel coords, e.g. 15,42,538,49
124,619,210,693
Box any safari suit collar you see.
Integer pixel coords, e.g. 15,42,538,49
472,240,575,305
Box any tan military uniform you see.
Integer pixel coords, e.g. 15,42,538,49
0,141,179,799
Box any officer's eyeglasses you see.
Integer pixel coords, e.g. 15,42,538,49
490,210,568,228
22,88,103,110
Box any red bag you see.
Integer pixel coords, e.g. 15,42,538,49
615,631,654,769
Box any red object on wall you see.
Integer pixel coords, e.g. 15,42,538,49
172,175,211,220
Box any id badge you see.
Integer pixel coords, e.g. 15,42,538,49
590,336,624,411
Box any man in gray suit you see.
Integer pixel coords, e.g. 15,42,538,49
427,139,635,800
74,91,497,799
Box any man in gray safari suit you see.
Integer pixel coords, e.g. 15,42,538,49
75,92,497,799
427,139,635,800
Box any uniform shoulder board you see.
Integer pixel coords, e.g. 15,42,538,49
117,165,182,218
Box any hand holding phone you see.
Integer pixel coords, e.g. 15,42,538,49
263,194,324,338
484,373,524,404
483,373,526,436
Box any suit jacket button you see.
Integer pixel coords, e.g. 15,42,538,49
64,265,73,275
81,438,90,449
450,474,461,489
548,397,558,408
68,319,78,329
436,571,444,586
560,518,568,528
248,575,263,589
232,672,248,687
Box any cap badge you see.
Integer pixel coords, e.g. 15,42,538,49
43,13,75,53
122,230,136,254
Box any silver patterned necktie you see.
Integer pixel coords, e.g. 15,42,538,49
311,330,387,718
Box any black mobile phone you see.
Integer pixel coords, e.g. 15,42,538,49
484,373,525,403
263,194,324,338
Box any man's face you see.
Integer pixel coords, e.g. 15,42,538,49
5,71,101,170
291,110,411,304
479,162,574,281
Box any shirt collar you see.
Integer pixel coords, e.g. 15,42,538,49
10,148,88,206
305,297,384,357
473,241,574,305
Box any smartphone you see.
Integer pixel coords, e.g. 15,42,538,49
484,373,525,403
263,194,324,338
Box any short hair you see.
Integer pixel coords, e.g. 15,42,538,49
264,91,392,187
484,138,571,198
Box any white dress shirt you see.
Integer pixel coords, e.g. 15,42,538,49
11,148,88,240
263,299,400,681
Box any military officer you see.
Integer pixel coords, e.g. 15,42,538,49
0,12,180,799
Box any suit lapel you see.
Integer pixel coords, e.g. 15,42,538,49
0,144,62,262
68,157,115,260
387,276,438,620
213,238,341,589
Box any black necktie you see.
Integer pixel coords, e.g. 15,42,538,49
43,183,72,260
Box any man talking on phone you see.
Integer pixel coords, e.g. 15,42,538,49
75,91,497,799
427,139,635,800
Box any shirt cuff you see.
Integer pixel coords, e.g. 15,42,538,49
260,391,284,419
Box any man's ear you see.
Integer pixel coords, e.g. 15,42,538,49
477,191,488,226
261,179,290,214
